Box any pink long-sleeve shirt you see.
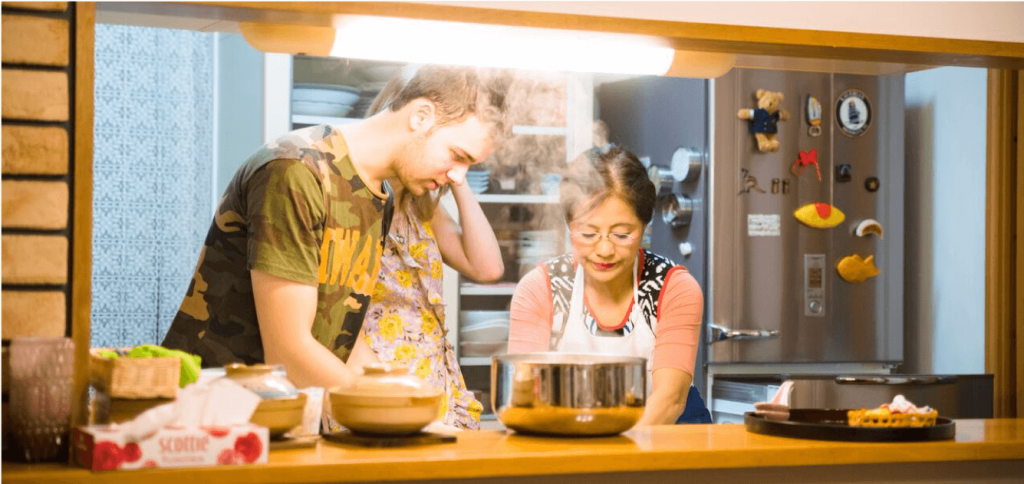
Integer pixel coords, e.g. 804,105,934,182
508,260,704,376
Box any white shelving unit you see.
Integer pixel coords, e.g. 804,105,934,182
452,73,593,370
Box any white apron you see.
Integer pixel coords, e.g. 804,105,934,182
549,257,656,395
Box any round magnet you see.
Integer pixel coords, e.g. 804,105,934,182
865,176,880,192
836,89,872,137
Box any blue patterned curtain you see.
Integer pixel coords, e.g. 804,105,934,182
92,24,214,348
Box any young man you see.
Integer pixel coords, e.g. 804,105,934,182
163,65,508,389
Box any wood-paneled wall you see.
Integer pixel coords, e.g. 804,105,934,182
1,0,93,445
985,70,1024,418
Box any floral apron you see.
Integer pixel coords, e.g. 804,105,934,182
361,203,482,429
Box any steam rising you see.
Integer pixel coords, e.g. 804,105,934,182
474,70,612,277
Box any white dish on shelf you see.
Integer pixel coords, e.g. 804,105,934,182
293,88,360,105
460,323,509,344
461,311,510,328
459,341,506,357
291,101,353,117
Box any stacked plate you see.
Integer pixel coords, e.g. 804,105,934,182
459,311,509,357
466,170,490,194
518,230,559,273
292,84,360,118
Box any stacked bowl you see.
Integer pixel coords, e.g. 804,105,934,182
292,84,360,118
466,170,490,194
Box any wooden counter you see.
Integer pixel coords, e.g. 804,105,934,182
4,419,1024,484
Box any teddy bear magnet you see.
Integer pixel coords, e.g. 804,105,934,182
738,89,790,152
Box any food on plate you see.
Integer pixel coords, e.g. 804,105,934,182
847,395,938,427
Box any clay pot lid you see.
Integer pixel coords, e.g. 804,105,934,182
332,363,442,399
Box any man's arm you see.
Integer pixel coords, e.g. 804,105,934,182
251,269,358,389
433,182,504,283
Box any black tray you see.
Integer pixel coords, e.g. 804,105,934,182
744,409,955,442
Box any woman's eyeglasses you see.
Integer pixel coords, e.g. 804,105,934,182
571,231,637,247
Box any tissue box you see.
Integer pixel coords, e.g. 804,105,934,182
73,423,269,471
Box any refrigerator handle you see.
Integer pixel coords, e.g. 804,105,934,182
708,323,779,344
835,376,958,385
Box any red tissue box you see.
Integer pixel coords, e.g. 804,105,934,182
73,423,268,471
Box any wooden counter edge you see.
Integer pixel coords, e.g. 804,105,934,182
3,420,1024,484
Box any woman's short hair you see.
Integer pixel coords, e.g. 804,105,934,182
560,146,656,227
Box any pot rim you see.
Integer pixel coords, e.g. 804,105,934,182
492,352,647,366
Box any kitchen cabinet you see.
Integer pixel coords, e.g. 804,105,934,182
281,56,595,423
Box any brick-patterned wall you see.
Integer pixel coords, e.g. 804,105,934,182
1,0,86,446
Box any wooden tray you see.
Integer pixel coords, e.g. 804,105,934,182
744,409,955,442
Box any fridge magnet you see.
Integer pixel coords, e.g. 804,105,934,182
836,89,871,137
855,219,884,239
794,202,845,229
865,176,880,192
738,168,767,195
770,179,792,195
790,149,822,181
806,95,822,137
836,164,852,182
836,254,880,283
738,89,790,152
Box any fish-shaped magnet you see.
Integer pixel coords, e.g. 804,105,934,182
795,202,845,229
837,254,880,283
855,219,884,239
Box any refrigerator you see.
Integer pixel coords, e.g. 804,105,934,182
596,68,933,415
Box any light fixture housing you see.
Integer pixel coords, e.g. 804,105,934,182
239,17,735,78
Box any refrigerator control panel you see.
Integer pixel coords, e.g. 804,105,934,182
804,254,826,317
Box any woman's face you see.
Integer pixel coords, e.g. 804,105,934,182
569,195,644,287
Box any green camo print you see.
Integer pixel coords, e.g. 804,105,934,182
163,125,388,367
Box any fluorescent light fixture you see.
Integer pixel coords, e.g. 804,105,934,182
330,16,676,76
239,17,735,78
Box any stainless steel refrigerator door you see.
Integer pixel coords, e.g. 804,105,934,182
710,69,904,364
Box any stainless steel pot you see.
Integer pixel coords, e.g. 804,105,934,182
491,352,646,436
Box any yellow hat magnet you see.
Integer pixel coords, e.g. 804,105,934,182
837,254,880,283
794,202,845,229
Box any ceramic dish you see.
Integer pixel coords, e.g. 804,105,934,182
251,393,307,438
329,364,442,436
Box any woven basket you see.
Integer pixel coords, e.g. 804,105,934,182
89,348,181,399
847,409,938,427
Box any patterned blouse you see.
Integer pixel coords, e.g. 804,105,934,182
362,202,483,429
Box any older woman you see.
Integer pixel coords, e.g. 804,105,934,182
507,146,710,425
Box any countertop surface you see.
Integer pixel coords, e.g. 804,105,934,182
4,419,1024,483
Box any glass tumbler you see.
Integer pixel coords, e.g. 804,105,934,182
8,337,75,462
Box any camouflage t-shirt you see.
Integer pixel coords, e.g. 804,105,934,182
162,125,391,367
